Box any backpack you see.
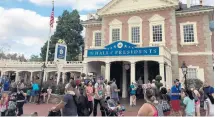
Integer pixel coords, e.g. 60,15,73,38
160,95,170,113
148,102,164,116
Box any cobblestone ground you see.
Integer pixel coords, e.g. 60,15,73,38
23,98,206,116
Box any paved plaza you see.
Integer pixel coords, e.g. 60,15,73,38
23,98,206,116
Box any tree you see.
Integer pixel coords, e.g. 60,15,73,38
29,55,42,62
40,10,84,61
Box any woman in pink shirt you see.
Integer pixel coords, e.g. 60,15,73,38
86,81,94,115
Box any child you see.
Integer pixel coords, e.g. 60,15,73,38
46,86,52,104
117,102,125,116
26,88,31,103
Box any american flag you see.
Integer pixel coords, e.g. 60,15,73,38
50,0,54,28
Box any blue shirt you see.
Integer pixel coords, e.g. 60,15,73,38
32,83,39,91
3,81,9,91
204,86,214,95
171,86,180,100
130,84,136,95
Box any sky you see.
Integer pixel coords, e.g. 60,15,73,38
0,0,214,59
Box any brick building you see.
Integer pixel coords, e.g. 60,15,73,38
82,0,214,98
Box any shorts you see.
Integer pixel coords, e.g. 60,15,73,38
171,100,181,111
31,90,38,96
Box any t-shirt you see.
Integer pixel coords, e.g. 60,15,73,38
4,81,9,91
171,86,180,100
94,83,104,100
27,90,31,96
183,97,195,116
204,86,214,95
110,82,119,99
130,84,136,95
62,94,77,116
32,83,39,91
106,85,111,97
86,86,93,101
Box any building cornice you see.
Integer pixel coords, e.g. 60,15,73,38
176,9,214,17
102,6,177,17
81,21,102,27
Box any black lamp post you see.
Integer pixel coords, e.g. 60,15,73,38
181,61,188,90
37,63,46,104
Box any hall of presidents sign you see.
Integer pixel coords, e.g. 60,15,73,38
87,41,159,57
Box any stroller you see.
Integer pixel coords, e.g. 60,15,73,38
5,92,17,116
102,99,125,116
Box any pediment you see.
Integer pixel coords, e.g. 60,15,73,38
105,41,136,50
149,14,165,22
109,19,122,25
98,0,178,16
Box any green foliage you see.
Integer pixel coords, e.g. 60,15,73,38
186,79,203,90
81,73,86,78
40,10,84,61
29,55,42,62
155,75,163,89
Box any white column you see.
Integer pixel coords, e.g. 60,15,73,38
122,64,127,98
57,72,60,85
159,63,165,86
30,72,33,81
62,72,65,84
1,71,4,78
166,66,170,87
167,66,173,88
46,72,49,81
144,61,148,84
105,63,110,82
130,62,136,84
83,63,88,75
15,71,19,82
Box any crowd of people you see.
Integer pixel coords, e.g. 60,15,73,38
51,77,124,116
0,75,214,116
137,79,214,116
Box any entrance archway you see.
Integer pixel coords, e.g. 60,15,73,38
136,61,159,84
110,61,130,98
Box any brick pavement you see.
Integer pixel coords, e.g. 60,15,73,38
23,98,206,116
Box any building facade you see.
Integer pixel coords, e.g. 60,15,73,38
82,0,214,98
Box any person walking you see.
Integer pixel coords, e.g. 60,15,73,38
93,77,106,117
16,88,27,116
170,80,182,116
0,93,8,116
51,80,78,116
160,87,171,116
105,81,111,100
137,88,163,116
205,93,214,116
130,82,136,106
191,87,201,116
46,86,52,104
181,89,195,116
110,78,120,102
86,81,94,116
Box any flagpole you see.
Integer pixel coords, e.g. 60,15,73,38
43,0,54,82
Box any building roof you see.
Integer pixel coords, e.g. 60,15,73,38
176,4,214,13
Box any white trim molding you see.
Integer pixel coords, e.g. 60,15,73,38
149,14,165,46
180,22,198,46
109,19,122,44
92,30,102,48
171,52,213,56
128,16,143,46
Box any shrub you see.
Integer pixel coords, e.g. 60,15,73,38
186,79,203,90
155,75,163,89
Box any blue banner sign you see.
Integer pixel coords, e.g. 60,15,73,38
57,45,66,59
87,41,159,57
